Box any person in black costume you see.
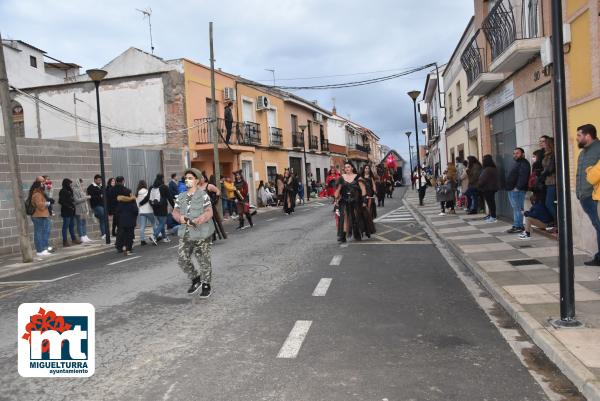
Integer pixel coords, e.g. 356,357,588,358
283,168,297,215
334,161,374,242
360,165,378,220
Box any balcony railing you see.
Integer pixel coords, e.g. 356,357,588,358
292,130,304,148
269,127,283,147
461,31,487,86
309,135,319,150
482,0,541,62
351,144,370,153
320,139,329,152
193,118,261,146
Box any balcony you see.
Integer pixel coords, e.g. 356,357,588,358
292,130,304,148
461,30,505,96
193,118,261,147
309,135,319,150
320,139,329,152
482,0,543,74
269,127,283,147
352,143,370,153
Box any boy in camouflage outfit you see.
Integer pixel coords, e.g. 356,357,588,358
172,168,215,297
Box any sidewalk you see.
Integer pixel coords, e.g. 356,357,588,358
404,188,600,401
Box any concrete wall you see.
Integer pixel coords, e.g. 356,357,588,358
0,138,112,257
327,116,347,147
3,41,64,89
13,75,169,148
514,83,553,157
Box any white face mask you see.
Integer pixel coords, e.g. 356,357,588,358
185,179,195,188
532,157,537,163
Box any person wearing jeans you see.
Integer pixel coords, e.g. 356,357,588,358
148,174,175,245
87,174,106,238
505,148,531,233
577,124,600,265
58,179,81,247
29,180,52,256
136,180,156,245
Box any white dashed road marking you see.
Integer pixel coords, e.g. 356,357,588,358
277,320,313,359
330,255,343,265
374,206,414,223
0,272,80,284
312,278,332,296
107,256,141,265
266,218,277,222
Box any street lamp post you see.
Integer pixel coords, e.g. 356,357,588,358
407,90,422,204
405,131,413,185
86,69,110,245
299,124,309,202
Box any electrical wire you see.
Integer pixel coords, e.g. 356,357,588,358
247,63,436,90
253,66,432,82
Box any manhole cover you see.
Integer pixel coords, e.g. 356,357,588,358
507,259,543,266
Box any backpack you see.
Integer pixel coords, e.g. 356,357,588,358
149,187,162,208
25,197,35,215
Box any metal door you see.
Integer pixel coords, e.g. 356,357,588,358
289,157,302,181
490,104,516,218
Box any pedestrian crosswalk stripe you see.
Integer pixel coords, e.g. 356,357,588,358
330,255,342,265
374,206,415,223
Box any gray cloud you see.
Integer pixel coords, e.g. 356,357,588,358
0,0,473,161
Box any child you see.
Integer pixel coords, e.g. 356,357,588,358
115,188,138,256
519,193,553,240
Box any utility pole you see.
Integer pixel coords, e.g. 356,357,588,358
209,22,222,216
0,32,34,262
550,0,581,328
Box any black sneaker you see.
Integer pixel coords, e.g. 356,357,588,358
506,227,523,234
141,240,147,246
187,278,202,295
583,258,600,267
199,283,211,298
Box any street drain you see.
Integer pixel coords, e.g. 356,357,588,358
508,259,543,266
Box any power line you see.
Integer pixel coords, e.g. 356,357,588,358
254,66,431,82
247,63,436,90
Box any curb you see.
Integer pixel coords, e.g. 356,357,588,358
404,196,600,401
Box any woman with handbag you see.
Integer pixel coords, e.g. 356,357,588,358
172,168,214,297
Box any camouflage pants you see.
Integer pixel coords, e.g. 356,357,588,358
178,236,212,284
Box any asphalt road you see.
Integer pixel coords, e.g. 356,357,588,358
0,188,583,401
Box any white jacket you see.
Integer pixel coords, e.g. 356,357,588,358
136,188,154,214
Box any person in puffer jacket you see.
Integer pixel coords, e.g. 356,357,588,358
115,188,138,256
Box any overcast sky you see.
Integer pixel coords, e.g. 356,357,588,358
0,0,473,162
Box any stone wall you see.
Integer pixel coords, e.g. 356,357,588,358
162,148,186,178
0,137,112,256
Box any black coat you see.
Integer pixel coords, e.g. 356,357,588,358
116,197,139,228
505,158,531,191
86,184,103,209
151,184,175,216
478,167,500,192
58,188,76,217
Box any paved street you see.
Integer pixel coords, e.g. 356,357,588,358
0,188,583,401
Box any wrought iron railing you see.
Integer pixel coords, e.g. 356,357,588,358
482,0,516,61
483,0,541,61
292,131,304,148
193,118,261,146
320,139,329,152
461,30,487,86
309,135,319,150
352,144,370,153
269,127,283,147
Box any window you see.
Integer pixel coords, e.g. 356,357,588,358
316,168,321,183
267,166,277,184
456,81,462,110
11,101,24,137
447,93,453,118
291,114,298,132
30,56,37,68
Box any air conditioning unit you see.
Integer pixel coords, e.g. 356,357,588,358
224,87,236,101
256,96,269,111
313,112,322,122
